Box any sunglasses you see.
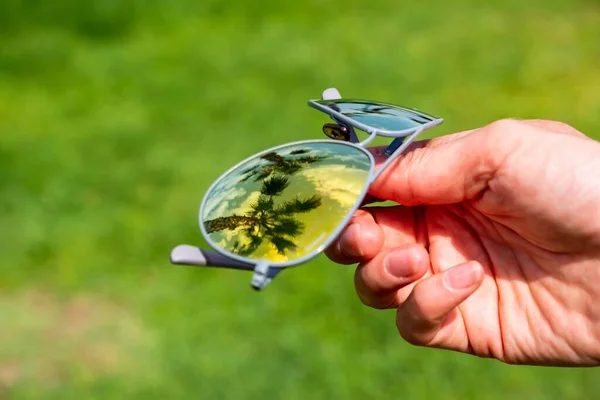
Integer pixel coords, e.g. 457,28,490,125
170,88,443,290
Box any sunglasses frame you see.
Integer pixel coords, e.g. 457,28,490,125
307,99,444,138
170,88,443,290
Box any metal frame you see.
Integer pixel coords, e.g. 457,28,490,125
307,98,444,137
198,139,376,269
170,88,444,291
309,88,443,157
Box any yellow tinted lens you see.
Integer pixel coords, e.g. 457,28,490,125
201,142,371,263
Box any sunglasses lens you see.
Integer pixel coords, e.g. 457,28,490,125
201,142,371,263
320,100,437,132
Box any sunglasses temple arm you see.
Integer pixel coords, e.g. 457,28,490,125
368,127,424,184
169,244,283,287
383,137,406,156
170,244,255,270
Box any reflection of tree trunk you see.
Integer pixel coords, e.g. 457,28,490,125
205,215,257,233
206,171,325,257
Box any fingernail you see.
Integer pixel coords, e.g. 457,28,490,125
444,262,483,291
340,224,363,257
384,249,416,278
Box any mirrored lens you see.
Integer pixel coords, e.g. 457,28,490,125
316,99,437,132
201,142,371,264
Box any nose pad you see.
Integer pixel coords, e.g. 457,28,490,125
322,123,350,141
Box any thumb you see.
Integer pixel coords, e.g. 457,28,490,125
368,122,510,206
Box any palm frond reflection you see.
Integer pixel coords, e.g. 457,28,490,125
320,100,436,130
239,148,328,182
202,142,371,263
205,175,322,257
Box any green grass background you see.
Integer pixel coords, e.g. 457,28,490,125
1,0,599,398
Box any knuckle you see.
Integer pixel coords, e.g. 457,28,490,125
483,118,522,140
405,295,429,322
324,240,354,265
324,239,341,257
395,293,434,346
392,147,431,205
354,266,379,293
396,318,428,347
355,287,391,310
354,267,397,310
476,119,524,171
367,298,396,310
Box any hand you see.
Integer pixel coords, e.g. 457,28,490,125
325,119,600,366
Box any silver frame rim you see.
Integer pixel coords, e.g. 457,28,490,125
307,99,444,137
198,139,376,269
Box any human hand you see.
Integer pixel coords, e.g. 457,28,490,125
325,119,600,366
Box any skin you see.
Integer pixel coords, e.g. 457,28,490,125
325,119,600,366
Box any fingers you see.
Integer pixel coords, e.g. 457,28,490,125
365,118,586,207
326,205,431,309
326,205,426,266
366,128,477,159
396,261,484,348
324,209,384,265
354,244,430,309
366,126,501,206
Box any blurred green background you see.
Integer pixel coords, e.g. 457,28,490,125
1,0,599,398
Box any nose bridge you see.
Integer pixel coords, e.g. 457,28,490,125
368,127,424,184
357,130,378,148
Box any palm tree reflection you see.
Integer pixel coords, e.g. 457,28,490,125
339,102,433,125
239,148,328,182
205,174,323,258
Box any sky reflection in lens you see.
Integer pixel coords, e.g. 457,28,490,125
202,142,371,263
316,99,437,132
